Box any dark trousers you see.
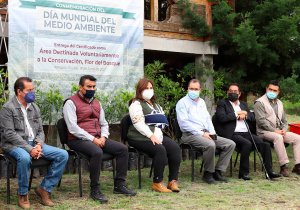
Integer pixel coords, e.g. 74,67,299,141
128,136,181,183
68,139,128,190
232,132,273,175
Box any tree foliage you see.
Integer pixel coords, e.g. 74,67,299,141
211,0,300,95
177,0,210,37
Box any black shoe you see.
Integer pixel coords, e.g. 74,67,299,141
238,174,251,180
267,171,281,179
203,171,216,184
113,185,137,196
90,190,108,203
213,170,228,182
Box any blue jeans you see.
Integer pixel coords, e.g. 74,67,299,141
7,142,68,195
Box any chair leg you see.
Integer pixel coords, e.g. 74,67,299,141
28,168,34,190
57,178,62,188
234,152,239,168
138,154,142,189
112,159,116,179
6,159,11,204
230,157,233,177
191,151,195,182
149,162,153,178
78,158,83,197
253,150,257,172
200,160,203,173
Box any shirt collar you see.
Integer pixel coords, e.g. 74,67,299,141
16,97,31,110
229,100,240,106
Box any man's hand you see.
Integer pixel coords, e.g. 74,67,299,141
93,137,102,147
93,137,106,148
30,143,43,159
99,137,106,148
35,144,43,159
203,132,212,140
238,113,247,120
237,111,247,120
150,134,162,145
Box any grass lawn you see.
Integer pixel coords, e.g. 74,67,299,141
1,115,300,209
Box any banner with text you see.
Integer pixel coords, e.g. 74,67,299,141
8,0,143,96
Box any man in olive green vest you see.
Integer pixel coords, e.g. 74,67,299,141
254,80,300,177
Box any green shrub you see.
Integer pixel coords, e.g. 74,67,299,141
283,100,300,115
0,68,9,109
279,74,300,103
35,81,64,125
96,88,135,124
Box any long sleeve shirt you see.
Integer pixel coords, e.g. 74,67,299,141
63,99,110,141
176,95,216,136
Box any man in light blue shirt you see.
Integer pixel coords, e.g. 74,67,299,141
176,79,235,184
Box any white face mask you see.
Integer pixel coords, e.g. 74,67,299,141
142,89,154,100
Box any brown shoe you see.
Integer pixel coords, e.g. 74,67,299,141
152,182,172,193
167,180,180,192
280,165,289,177
292,164,300,175
18,194,30,209
35,187,54,207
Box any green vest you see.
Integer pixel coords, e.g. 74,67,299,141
127,101,161,141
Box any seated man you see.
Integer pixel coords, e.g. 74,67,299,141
254,80,300,177
0,77,68,209
63,75,136,204
214,83,281,180
176,79,236,184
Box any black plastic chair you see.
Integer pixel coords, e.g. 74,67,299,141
56,118,115,197
0,152,51,204
120,114,153,189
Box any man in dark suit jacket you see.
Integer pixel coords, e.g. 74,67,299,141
214,83,281,180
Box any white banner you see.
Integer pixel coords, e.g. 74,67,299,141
8,0,143,96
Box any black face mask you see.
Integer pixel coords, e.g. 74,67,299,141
84,90,95,99
228,93,239,102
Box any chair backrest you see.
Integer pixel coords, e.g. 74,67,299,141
120,114,132,144
172,118,182,141
56,118,69,147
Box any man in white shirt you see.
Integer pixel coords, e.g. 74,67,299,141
176,79,235,184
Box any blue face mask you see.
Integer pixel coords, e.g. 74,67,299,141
84,90,95,99
24,92,36,103
266,91,277,100
188,90,200,100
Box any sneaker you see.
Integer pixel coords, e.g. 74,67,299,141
203,171,216,184
113,185,136,196
18,194,30,209
90,190,108,203
152,182,172,193
35,187,54,207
